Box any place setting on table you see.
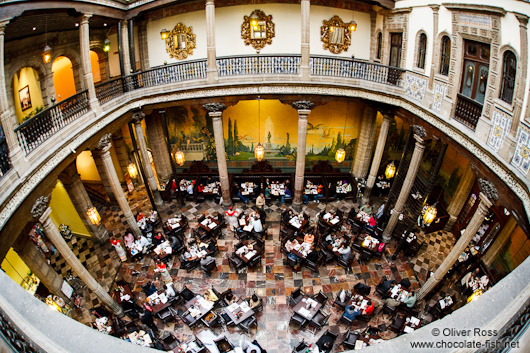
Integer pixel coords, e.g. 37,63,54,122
127,330,153,347
223,299,255,325
402,315,422,333
293,295,322,321
389,284,409,303
146,291,171,314
183,294,215,326
288,212,309,231
152,240,173,263
320,211,342,228
234,240,263,264
166,214,187,233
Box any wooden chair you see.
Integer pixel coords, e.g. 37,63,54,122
333,289,352,310
341,330,360,349
288,287,304,307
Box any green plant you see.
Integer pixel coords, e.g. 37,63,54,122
22,106,44,122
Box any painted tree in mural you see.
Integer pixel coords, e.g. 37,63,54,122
233,120,241,151
227,117,233,155
279,132,291,156
267,131,272,144
166,106,188,146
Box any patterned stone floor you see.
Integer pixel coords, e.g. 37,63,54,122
49,186,458,352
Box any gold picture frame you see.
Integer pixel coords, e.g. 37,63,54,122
321,16,352,54
164,23,196,60
241,10,275,53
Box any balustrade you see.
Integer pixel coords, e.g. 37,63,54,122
454,93,483,130
217,55,301,76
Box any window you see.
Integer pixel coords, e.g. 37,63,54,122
439,35,451,75
500,51,516,104
417,33,427,69
389,33,402,68
376,32,382,60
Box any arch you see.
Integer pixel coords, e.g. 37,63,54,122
414,31,428,70
376,30,383,61
52,47,84,93
51,56,76,103
439,34,451,76
89,44,109,83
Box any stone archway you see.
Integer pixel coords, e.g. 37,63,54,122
89,46,109,83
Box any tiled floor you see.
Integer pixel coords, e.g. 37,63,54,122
49,186,458,352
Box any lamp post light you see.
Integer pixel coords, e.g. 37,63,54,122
86,207,101,226
385,161,396,179
423,203,438,225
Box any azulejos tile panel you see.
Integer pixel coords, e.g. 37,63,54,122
487,109,511,152
432,82,446,113
512,123,530,175
404,73,427,102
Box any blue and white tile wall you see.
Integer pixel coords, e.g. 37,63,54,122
404,73,427,102
487,110,511,152
512,123,530,174
432,82,446,113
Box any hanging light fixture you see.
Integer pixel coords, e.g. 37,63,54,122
160,28,170,40
385,161,396,179
174,149,185,166
128,163,138,178
86,207,101,225
42,15,52,64
349,9,357,32
254,96,265,161
335,102,349,163
103,38,111,52
423,202,438,225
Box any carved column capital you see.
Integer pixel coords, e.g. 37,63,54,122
59,162,80,186
413,124,427,139
429,5,440,13
291,100,314,111
203,103,226,113
478,178,499,203
31,196,50,219
131,110,145,124
80,13,92,25
96,133,113,153
516,13,529,28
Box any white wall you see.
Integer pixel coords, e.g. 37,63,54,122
107,33,121,77
310,5,371,59
215,4,301,57
406,6,433,72
500,12,521,55
147,10,207,67
395,0,530,14
438,6,452,37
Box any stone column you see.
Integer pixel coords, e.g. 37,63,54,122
119,20,131,76
300,0,311,80
417,190,494,301
512,14,528,134
14,238,67,302
93,134,142,237
205,0,218,83
351,105,376,179
145,111,172,182
91,150,118,204
132,111,163,206
111,131,129,178
204,103,230,205
128,19,137,72
31,197,123,317
428,5,440,90
79,14,101,114
363,114,392,203
482,216,517,267
444,164,476,231
137,20,150,70
383,126,427,241
0,21,28,176
292,101,314,207
59,162,109,242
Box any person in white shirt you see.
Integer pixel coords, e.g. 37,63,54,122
186,183,194,195
338,243,352,262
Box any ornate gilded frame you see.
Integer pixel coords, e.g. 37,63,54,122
321,16,352,54
164,23,196,60
241,10,275,52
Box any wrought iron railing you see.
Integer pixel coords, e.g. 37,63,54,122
14,91,90,155
124,60,208,90
95,77,125,104
454,93,483,130
217,55,301,76
0,307,44,353
310,56,405,86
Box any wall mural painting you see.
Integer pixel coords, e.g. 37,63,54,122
222,100,362,163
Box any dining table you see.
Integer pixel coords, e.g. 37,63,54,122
184,295,215,325
293,296,322,321
147,291,172,314
402,315,422,333
235,240,263,264
199,216,220,233
224,299,255,325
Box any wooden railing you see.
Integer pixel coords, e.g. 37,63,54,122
454,93,483,130
14,91,89,155
217,55,301,76
311,56,405,86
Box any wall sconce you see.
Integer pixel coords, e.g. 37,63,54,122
254,143,265,161
348,21,357,32
128,163,138,179
42,45,52,64
423,203,438,224
87,207,101,226
385,161,396,179
103,38,111,52
335,148,346,163
174,149,185,166
160,28,170,40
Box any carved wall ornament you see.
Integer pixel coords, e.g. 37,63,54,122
479,178,499,202
31,196,49,219
320,16,353,54
202,103,227,113
291,101,315,111
241,10,275,53
413,124,427,138
163,23,196,60
97,133,113,150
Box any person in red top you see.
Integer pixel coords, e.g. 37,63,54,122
170,179,177,193
368,214,377,228
363,301,374,316
198,184,204,193
314,184,324,203
136,212,145,222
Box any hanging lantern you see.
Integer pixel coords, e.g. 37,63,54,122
254,143,265,161
467,289,483,303
87,207,101,226
335,148,346,163
348,21,357,32
103,38,111,52
175,149,185,166
160,28,170,40
127,163,138,178
423,203,438,225
385,161,396,179
42,45,52,64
